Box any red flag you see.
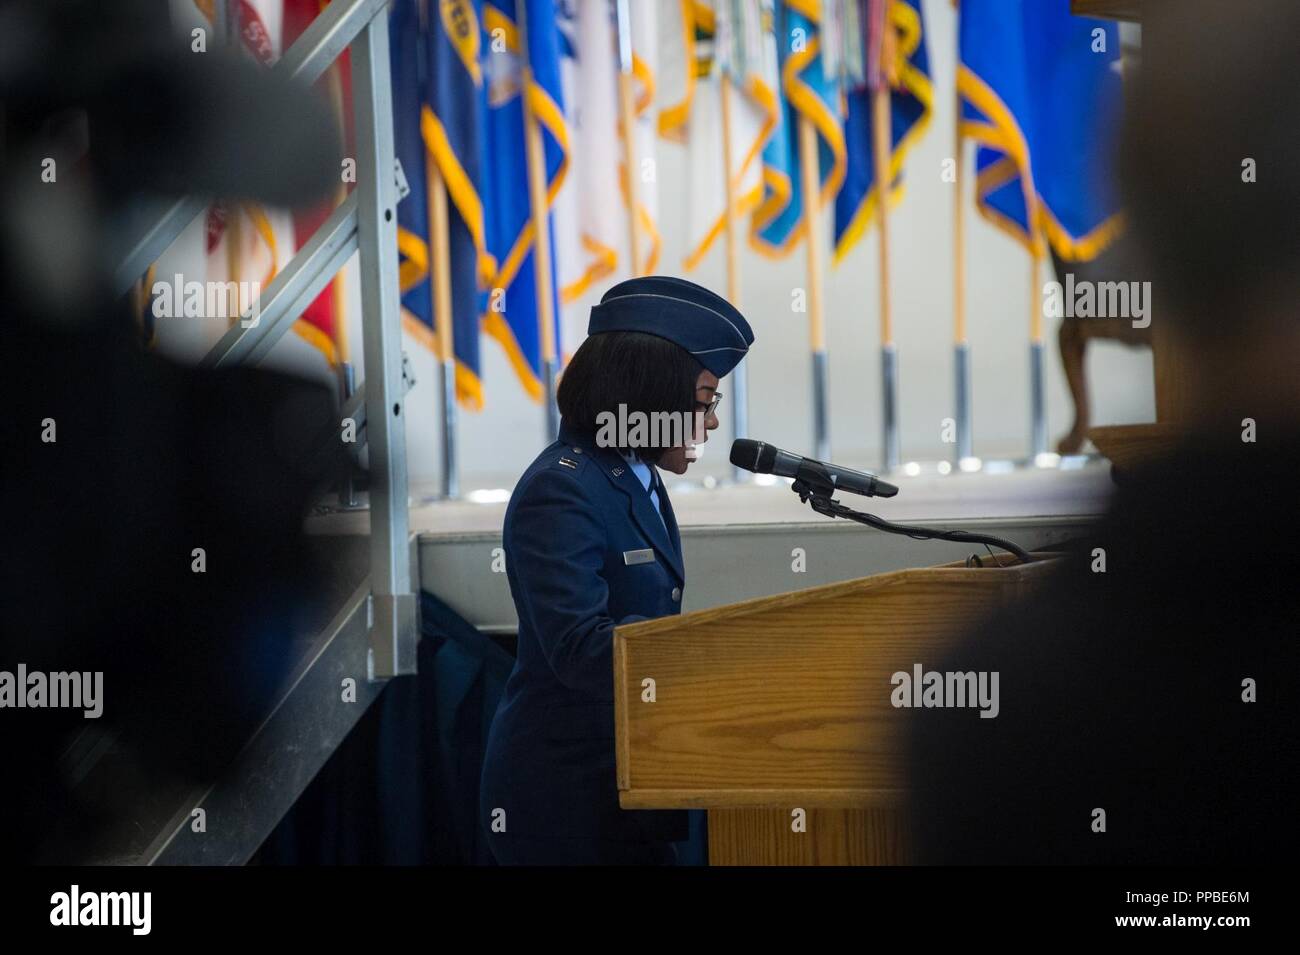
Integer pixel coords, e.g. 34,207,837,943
194,1,287,330
283,0,354,366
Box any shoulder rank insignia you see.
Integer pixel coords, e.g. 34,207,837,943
558,457,579,469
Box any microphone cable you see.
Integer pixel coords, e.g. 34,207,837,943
793,480,1035,565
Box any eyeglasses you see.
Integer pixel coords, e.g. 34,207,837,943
696,392,723,417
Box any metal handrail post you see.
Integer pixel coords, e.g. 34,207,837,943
351,8,417,679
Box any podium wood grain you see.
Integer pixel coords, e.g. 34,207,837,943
613,557,1058,865
707,808,912,866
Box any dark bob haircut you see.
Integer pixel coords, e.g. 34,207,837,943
556,331,703,465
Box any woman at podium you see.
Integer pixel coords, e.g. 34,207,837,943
479,276,754,864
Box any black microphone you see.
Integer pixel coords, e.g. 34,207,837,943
730,439,899,498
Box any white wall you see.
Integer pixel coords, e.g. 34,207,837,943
154,0,1155,492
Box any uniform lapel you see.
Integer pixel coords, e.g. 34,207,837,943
619,468,685,584
558,420,685,584
651,465,683,564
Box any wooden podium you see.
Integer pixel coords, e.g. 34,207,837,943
613,556,1061,865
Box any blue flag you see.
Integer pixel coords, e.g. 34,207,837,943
426,0,494,409
481,0,568,403
392,0,493,410
959,0,1124,260
392,0,434,341
833,0,932,262
751,0,846,257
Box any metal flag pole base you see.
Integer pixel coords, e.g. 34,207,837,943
730,362,750,483
811,349,830,463
439,357,459,500
337,360,360,508
954,341,973,464
881,343,900,472
543,356,560,441
1028,339,1056,467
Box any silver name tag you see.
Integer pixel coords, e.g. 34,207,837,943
622,548,655,566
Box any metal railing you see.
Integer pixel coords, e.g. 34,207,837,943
99,0,422,866
115,0,418,682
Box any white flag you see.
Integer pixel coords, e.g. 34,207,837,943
661,0,777,272
629,0,660,275
555,0,660,359
200,0,296,332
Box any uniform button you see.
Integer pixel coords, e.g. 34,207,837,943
572,447,582,453
670,587,681,602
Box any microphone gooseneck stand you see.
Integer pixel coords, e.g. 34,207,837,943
790,479,1035,565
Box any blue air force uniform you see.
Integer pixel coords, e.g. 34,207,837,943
479,276,754,864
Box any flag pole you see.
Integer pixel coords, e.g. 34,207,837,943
1029,247,1047,460
518,0,560,440
222,1,243,333
615,0,643,278
427,153,460,499
953,122,973,463
872,16,899,472
226,213,244,331
326,56,352,366
797,113,830,463
720,75,750,481
418,0,458,499
953,16,973,467
326,45,356,501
